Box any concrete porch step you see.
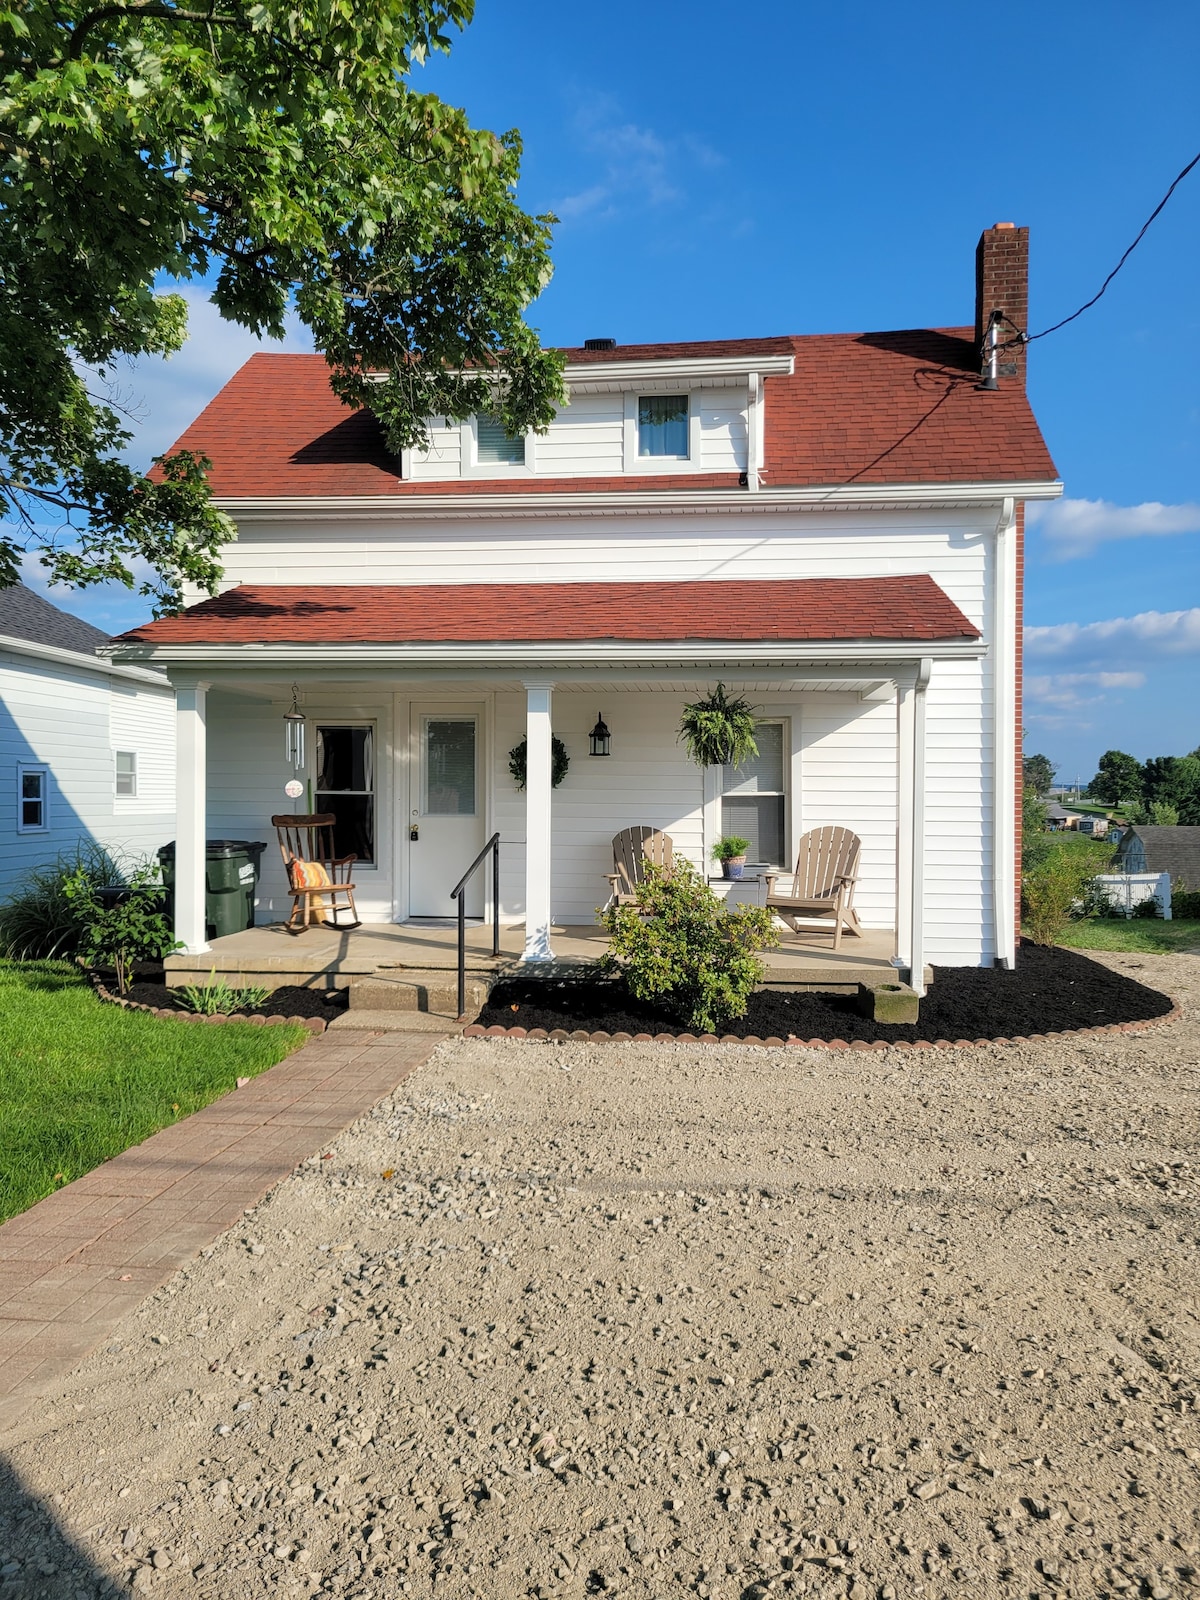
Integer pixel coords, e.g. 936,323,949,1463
328,1010,463,1033
350,969,491,1014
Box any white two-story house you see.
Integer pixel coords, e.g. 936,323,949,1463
109,223,1059,990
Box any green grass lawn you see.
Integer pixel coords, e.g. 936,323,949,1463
0,961,308,1223
1051,919,1200,955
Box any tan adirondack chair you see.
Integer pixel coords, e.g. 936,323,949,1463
763,826,862,949
605,826,675,907
271,813,361,934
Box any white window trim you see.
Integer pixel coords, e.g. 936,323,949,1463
114,750,138,798
458,414,534,479
623,392,704,473
16,763,48,833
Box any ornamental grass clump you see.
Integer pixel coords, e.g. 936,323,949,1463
177,972,271,1015
601,858,778,1033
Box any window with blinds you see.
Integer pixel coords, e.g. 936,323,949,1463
475,413,525,466
720,721,786,866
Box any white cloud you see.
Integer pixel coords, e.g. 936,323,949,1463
1025,670,1146,709
554,95,722,222
88,285,312,471
1027,496,1200,560
1025,607,1200,661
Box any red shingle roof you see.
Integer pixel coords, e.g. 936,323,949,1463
157,329,1055,498
119,578,980,647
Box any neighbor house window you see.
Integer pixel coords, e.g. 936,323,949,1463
115,750,137,797
17,765,47,832
720,721,786,866
475,413,525,467
315,725,375,864
638,394,689,457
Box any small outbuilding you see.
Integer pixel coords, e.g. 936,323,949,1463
1113,826,1200,888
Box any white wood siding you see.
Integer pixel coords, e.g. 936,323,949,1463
699,387,749,472
110,680,175,816
534,394,625,477
0,651,175,897
408,419,462,481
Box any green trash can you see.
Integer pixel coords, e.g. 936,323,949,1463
158,840,267,940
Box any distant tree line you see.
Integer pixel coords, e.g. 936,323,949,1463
1021,746,1200,827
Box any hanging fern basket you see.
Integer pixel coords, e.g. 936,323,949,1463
678,682,759,768
509,736,570,790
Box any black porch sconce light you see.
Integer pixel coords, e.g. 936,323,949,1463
589,712,612,757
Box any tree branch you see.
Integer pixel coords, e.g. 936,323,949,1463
68,1,250,59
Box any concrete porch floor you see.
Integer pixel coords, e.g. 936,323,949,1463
163,920,924,993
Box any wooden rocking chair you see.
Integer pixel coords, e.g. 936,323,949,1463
763,826,862,950
604,826,675,907
271,813,361,934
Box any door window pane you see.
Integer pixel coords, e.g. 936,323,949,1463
638,394,689,457
424,719,476,815
316,726,374,863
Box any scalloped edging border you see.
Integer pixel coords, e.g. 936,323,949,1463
460,1001,1182,1051
83,966,327,1033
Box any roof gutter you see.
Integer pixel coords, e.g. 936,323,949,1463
212,479,1064,522
104,638,987,670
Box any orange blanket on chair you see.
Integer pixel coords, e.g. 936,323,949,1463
291,858,333,923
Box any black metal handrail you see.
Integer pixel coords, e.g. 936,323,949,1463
450,832,501,1019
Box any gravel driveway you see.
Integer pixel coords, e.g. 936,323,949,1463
4,949,1199,1600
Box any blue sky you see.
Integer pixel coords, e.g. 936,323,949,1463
26,0,1200,785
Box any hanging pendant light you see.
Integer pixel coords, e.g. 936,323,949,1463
283,684,306,772
589,712,611,757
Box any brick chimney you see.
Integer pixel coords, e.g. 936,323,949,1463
975,222,1029,387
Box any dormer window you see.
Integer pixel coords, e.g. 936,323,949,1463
475,413,525,467
638,395,689,458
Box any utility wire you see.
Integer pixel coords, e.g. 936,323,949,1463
1002,148,1200,347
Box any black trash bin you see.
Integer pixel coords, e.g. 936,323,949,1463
158,840,267,940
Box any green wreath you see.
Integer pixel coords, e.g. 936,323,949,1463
509,735,570,790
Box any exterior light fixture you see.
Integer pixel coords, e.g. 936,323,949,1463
589,712,611,757
283,684,306,771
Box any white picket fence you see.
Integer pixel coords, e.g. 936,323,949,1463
1092,872,1172,919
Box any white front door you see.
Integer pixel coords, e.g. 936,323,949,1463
408,709,485,917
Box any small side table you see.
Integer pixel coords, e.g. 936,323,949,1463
707,874,766,908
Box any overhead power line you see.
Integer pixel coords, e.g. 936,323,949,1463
1003,147,1200,347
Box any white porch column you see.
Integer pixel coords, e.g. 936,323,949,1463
172,675,210,954
895,659,931,996
991,497,1018,968
522,680,555,962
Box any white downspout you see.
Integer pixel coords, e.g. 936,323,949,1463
746,371,761,491
896,658,932,996
992,496,1017,967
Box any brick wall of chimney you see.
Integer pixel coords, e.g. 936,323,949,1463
975,223,1029,388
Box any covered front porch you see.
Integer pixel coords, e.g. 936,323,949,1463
163,917,914,993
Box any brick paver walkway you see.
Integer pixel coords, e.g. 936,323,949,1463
0,1027,444,1434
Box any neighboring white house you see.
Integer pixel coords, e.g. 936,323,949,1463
108,223,1061,990
0,584,176,898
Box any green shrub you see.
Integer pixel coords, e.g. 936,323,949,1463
1131,895,1163,919
1021,850,1100,946
62,862,180,995
0,843,122,958
1172,888,1200,918
601,858,778,1032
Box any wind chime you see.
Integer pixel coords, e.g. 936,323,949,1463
283,685,306,802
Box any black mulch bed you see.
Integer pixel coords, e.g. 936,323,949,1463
118,969,349,1020
475,944,1174,1043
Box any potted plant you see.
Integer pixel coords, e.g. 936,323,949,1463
712,835,751,881
678,683,758,768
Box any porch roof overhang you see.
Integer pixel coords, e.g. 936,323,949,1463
108,577,982,679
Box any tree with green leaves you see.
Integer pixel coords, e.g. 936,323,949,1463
1023,752,1055,797
1087,749,1144,807
0,0,563,610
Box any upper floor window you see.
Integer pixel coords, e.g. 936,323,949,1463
638,394,689,458
475,413,525,467
17,764,47,832
115,750,137,797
